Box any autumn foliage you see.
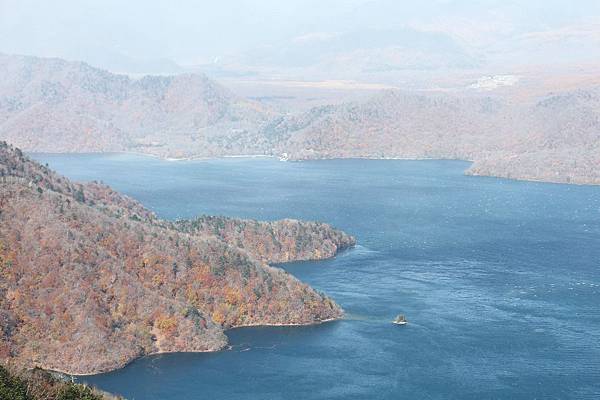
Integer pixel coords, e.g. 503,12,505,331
0,142,352,374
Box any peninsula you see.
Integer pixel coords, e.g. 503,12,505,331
0,141,355,375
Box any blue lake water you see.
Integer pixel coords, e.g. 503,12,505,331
31,154,600,399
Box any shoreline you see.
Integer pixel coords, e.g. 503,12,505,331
131,152,600,187
42,317,341,377
27,149,598,186
228,316,340,330
28,149,465,165
465,170,600,186
122,151,277,162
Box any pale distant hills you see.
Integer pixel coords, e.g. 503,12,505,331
0,56,278,155
0,54,274,158
267,89,600,184
1,53,599,184
217,28,481,81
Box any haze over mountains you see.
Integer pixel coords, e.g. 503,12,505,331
0,53,598,185
269,89,600,184
1,1,599,183
0,54,273,158
0,3,599,399
1,3,599,399
2,0,599,79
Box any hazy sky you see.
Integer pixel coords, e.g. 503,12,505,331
1,0,599,72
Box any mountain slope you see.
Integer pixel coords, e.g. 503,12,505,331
0,54,274,158
0,364,121,400
0,142,354,375
268,89,600,184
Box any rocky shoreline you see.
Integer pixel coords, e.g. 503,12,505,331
42,316,343,377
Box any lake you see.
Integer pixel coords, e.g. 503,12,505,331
31,154,600,399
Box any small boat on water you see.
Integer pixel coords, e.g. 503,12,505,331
393,314,407,325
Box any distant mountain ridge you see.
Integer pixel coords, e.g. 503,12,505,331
0,53,274,158
0,142,355,375
226,27,481,79
267,88,600,184
1,54,599,184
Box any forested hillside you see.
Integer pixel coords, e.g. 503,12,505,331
0,54,274,158
0,364,121,400
267,89,600,184
0,142,354,374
